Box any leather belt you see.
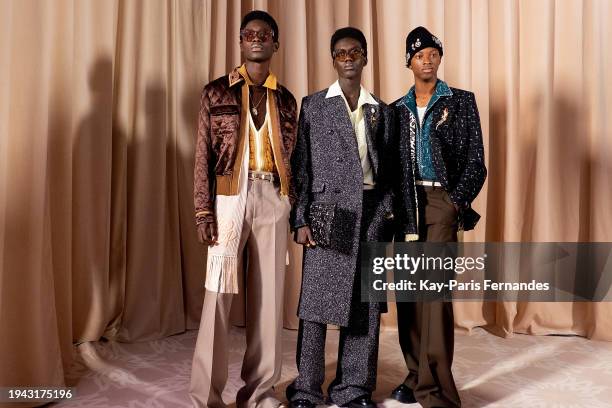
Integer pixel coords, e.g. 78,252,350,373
415,180,443,187
248,171,278,183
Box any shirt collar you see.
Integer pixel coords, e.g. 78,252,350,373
325,80,378,110
234,64,278,90
405,79,452,102
402,79,452,111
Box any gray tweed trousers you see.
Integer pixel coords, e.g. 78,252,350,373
286,191,383,406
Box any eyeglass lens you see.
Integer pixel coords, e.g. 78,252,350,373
334,49,364,61
241,29,273,42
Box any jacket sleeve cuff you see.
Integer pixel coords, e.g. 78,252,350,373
290,223,309,233
195,210,215,224
448,192,470,209
291,216,308,231
290,204,309,230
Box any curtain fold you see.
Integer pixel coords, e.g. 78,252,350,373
1,0,611,394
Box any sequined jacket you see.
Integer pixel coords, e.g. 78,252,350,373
392,83,487,234
291,89,395,326
194,67,298,222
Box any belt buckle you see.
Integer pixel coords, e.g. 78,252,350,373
249,171,274,182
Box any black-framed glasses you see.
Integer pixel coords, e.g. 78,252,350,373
332,48,365,62
240,28,275,42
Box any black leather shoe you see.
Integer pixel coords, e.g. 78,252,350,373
390,384,417,404
345,395,377,408
289,399,315,408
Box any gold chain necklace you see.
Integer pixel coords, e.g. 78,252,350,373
249,87,266,116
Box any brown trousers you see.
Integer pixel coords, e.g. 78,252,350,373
189,180,290,408
396,186,462,408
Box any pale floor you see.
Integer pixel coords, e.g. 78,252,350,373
52,327,612,408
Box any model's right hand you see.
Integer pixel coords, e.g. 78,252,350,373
197,221,218,246
295,226,316,247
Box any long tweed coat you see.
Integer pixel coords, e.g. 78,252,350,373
290,89,395,327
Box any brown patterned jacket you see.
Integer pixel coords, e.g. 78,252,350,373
194,67,298,223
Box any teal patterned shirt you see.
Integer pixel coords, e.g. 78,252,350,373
402,79,453,181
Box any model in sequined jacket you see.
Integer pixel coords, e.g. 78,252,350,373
392,43,486,238
389,26,487,408
392,80,487,235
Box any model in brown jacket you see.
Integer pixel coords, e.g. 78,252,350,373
190,10,297,408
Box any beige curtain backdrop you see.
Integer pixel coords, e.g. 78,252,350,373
1,0,611,396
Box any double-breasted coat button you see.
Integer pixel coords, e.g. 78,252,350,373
333,188,342,194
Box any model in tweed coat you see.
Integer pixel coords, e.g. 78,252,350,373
287,29,395,408
290,86,395,327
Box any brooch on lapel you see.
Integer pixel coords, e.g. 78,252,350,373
369,106,378,126
435,107,449,130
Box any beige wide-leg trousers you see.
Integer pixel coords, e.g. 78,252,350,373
190,179,290,408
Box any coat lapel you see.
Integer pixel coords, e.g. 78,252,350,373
326,95,359,153
363,103,380,178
